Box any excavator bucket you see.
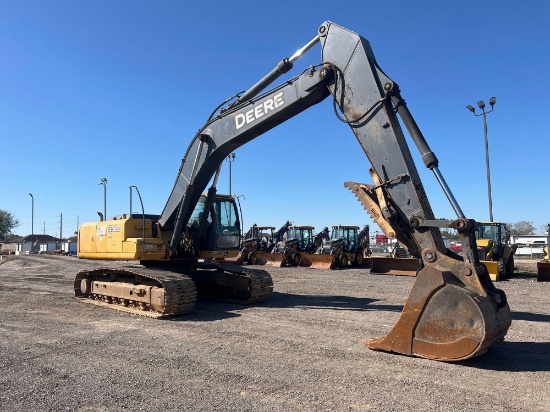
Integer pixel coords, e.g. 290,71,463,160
370,257,418,276
481,260,499,281
367,265,511,361
537,261,550,281
300,254,336,270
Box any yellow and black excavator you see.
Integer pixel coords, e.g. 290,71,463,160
75,21,511,361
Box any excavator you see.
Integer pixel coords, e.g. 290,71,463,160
74,21,511,361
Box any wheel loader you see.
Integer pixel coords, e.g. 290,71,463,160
74,21,511,361
475,222,517,281
537,224,550,281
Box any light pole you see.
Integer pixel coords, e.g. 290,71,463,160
467,97,496,222
99,178,107,220
226,153,236,195
28,193,34,238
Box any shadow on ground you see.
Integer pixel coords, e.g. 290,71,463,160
463,341,550,372
170,291,402,322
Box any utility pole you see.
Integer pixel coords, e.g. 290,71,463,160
226,153,235,195
29,193,34,238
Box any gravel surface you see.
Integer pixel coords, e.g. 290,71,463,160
0,255,548,411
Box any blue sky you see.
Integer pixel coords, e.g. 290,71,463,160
1,0,549,238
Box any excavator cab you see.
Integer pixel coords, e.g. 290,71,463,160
188,194,241,259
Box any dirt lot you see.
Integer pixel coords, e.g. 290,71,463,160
0,255,548,411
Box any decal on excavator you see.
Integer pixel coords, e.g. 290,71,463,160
235,91,285,129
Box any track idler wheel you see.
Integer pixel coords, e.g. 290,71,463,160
367,265,511,361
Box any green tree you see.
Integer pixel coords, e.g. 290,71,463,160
0,209,19,241
508,221,536,236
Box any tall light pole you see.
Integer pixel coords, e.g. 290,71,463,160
99,178,107,220
467,97,496,222
28,193,34,238
226,153,236,195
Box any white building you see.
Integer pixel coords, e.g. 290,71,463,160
511,234,547,257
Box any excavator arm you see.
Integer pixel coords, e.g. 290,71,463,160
158,21,511,361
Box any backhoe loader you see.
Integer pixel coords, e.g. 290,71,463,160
236,222,291,266
74,21,511,361
315,225,370,269
273,225,334,268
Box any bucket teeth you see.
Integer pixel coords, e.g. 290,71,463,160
344,181,397,240
344,181,383,221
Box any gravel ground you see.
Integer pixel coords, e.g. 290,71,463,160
0,255,548,411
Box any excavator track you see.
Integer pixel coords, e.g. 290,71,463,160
74,267,197,318
192,261,273,304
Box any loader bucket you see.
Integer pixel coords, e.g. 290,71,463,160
256,253,285,268
537,261,550,281
220,254,246,265
300,254,336,270
370,257,418,276
481,261,499,281
367,265,511,361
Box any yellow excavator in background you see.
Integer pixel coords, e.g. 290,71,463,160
74,21,511,361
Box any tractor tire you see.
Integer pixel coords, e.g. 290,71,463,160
338,254,349,268
497,259,506,280
354,252,364,267
291,253,301,267
506,255,515,278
